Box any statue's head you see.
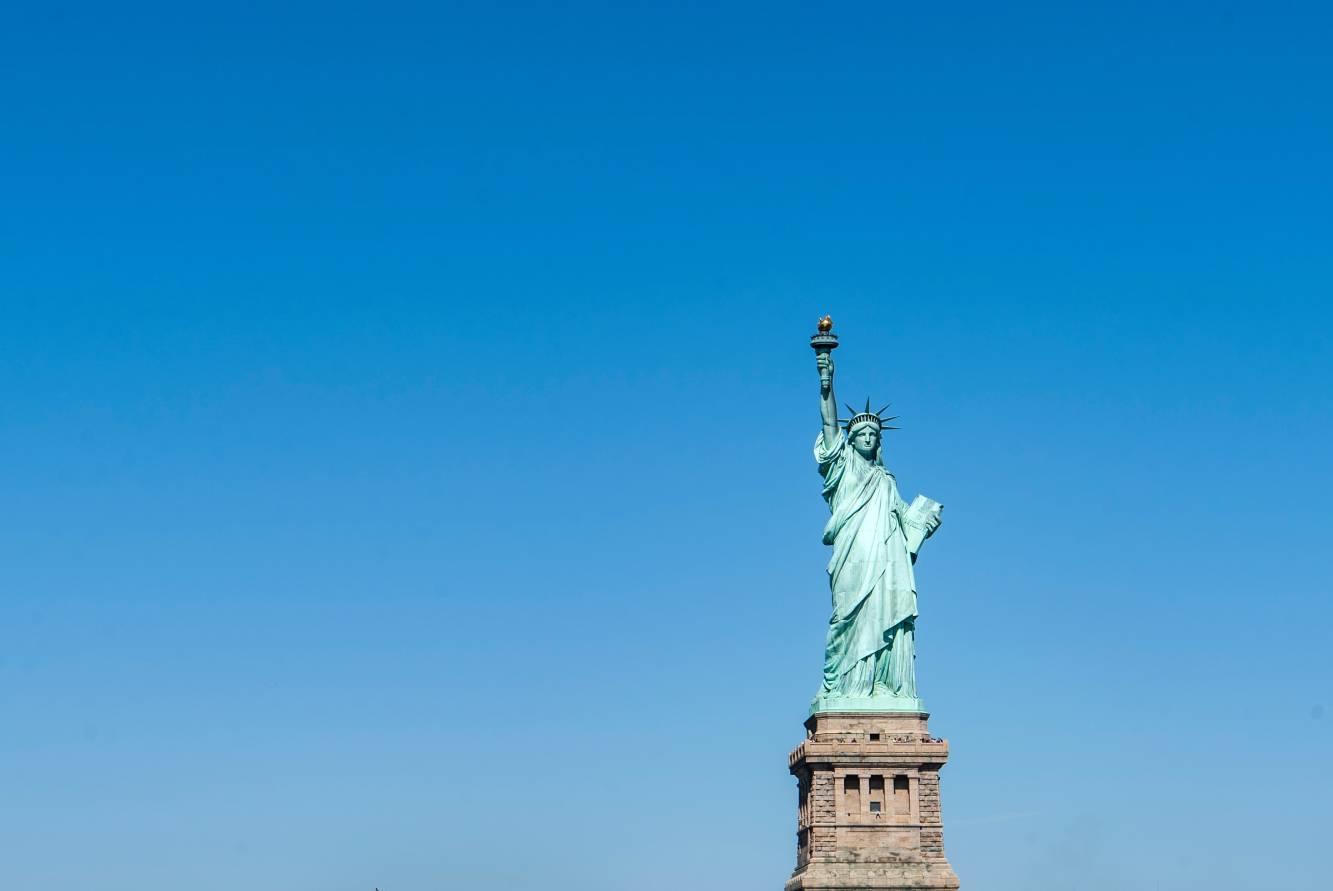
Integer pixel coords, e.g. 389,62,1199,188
843,400,899,464
850,423,881,460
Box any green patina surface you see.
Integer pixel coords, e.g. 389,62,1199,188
811,334,942,716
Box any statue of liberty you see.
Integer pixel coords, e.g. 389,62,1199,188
811,319,942,712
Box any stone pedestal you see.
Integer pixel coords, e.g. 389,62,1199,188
785,712,960,891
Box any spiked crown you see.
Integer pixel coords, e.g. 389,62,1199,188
839,398,900,433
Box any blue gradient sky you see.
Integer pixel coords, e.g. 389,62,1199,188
3,3,1331,890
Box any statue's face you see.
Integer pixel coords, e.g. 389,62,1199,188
852,426,880,459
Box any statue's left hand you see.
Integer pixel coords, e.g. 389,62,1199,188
925,508,942,534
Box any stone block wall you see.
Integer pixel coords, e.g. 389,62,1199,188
918,769,944,857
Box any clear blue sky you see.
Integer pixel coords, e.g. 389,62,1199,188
3,3,1331,889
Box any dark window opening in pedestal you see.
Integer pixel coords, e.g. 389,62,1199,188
869,733,881,741
869,801,882,812
893,775,910,814
843,775,860,814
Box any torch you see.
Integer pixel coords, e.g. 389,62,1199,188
810,315,838,389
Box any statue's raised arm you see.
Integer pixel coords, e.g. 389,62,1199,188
811,315,840,448
817,351,838,447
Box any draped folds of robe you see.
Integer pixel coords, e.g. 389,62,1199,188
814,429,937,696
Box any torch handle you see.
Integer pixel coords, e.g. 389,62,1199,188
811,327,838,390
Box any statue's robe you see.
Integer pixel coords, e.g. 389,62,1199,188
815,429,939,698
